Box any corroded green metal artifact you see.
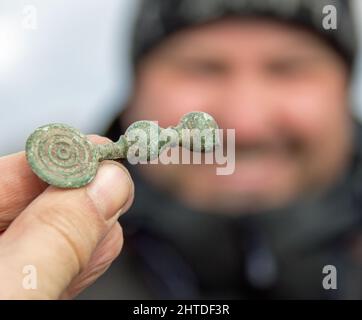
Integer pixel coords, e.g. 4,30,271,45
25,112,219,188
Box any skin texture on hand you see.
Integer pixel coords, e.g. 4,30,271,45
0,135,134,299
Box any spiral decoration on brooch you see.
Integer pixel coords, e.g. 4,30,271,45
26,124,98,188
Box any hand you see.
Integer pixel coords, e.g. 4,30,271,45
0,135,134,299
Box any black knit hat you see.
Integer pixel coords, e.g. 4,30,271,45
132,0,357,69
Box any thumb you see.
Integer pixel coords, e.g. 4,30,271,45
0,161,133,299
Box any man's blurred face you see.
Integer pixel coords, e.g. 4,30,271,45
123,18,353,213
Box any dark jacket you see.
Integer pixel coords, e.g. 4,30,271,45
79,116,362,299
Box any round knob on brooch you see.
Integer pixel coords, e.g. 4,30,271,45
124,120,162,161
176,111,219,152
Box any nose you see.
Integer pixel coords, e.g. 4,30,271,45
211,75,276,145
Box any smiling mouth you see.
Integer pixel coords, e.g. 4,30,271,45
233,138,303,160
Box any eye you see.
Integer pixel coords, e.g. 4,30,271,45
267,60,302,77
183,60,227,77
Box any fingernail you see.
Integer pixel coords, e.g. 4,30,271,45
86,162,132,220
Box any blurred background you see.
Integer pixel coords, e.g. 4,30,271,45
0,0,140,155
2,0,362,300
0,0,362,155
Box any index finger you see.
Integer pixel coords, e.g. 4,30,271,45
0,151,47,230
0,135,112,231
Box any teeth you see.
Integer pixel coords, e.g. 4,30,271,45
238,149,270,157
240,153,264,160
236,148,287,160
